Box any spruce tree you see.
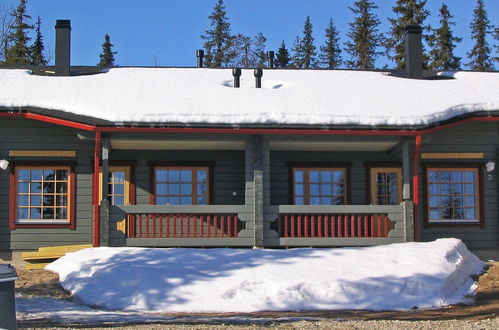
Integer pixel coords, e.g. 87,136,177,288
344,0,383,70
30,16,46,65
291,16,316,68
0,4,15,62
428,4,461,70
4,0,33,65
386,0,430,69
228,33,252,67
98,34,117,67
467,0,493,70
201,0,233,67
319,18,342,69
494,27,498,66
252,32,267,68
275,40,290,68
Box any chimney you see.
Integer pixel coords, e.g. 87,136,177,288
232,68,241,88
404,25,423,79
196,49,204,68
267,51,274,69
254,68,263,88
55,20,71,76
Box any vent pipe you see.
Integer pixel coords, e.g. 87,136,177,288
254,68,263,88
267,51,274,69
404,25,423,79
55,20,71,76
196,49,204,68
232,68,241,88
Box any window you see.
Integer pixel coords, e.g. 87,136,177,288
425,166,482,225
370,167,402,205
154,167,209,205
101,166,132,205
293,167,347,205
10,164,75,228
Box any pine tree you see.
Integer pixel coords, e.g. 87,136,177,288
228,33,252,67
344,0,383,70
467,0,493,70
252,32,267,68
386,0,430,69
4,0,33,65
30,16,46,65
0,4,15,62
97,34,117,67
428,4,461,70
319,18,342,69
201,0,233,67
292,16,316,68
493,27,498,66
275,40,290,68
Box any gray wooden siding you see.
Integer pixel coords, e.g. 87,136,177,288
418,122,499,249
0,118,94,250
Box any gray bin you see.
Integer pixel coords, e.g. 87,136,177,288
0,264,18,330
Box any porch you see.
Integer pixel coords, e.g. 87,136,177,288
93,132,416,248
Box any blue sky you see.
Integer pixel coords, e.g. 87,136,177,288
3,0,498,68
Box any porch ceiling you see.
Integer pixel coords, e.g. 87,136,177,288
110,139,245,150
269,140,399,151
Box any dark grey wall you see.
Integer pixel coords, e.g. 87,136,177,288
0,118,94,250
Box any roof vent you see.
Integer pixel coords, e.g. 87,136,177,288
232,68,241,88
404,25,423,79
55,20,71,76
267,51,274,69
196,49,204,68
254,68,263,88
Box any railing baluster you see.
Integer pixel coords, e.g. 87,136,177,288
137,214,142,238
318,215,322,238
324,215,328,237
200,215,204,238
337,215,342,237
284,215,288,237
363,215,368,238
172,215,177,238
331,215,335,237
304,215,309,237
378,214,382,237
233,215,238,237
291,215,295,237
221,215,225,238
350,215,355,238
152,215,157,238
297,215,302,237
384,215,389,237
370,215,375,237
227,215,232,238
193,215,197,238
214,216,218,237
207,215,211,237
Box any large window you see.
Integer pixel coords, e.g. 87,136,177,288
370,167,402,205
292,167,347,205
102,166,132,206
10,165,75,228
154,167,209,205
426,166,482,225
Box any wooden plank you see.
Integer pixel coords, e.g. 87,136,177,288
38,244,92,253
421,152,484,159
25,262,52,270
9,150,76,157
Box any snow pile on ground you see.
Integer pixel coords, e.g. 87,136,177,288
1,68,498,126
45,238,484,313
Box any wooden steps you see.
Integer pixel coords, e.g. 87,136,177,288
22,244,92,270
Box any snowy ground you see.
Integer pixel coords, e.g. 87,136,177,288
36,238,485,315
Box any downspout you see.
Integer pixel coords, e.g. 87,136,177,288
412,135,422,241
93,131,101,247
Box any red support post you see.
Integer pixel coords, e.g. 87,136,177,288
413,135,422,241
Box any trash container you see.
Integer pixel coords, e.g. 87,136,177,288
0,264,18,330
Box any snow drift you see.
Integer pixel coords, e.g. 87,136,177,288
45,238,484,312
1,68,498,126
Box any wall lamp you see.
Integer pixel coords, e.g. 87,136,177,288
0,159,9,171
485,161,495,173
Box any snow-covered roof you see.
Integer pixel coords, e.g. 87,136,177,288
0,68,498,127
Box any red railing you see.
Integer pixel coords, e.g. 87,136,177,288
277,214,393,238
129,214,240,238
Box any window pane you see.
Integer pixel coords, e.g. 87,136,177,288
18,170,30,181
454,208,465,219
43,182,55,194
333,184,344,195
56,195,67,206
113,196,124,206
56,182,67,193
429,196,439,207
180,196,192,205
17,195,28,207
181,183,192,195
156,183,167,195
376,173,386,184
30,208,41,219
310,197,320,205
309,171,320,183
333,171,344,182
180,170,192,182
197,184,206,195
168,196,180,205
464,171,475,182
389,194,398,205
321,197,332,205
464,208,476,220
429,184,439,194
43,195,55,207
56,208,67,220
56,170,68,181
464,196,475,207
18,182,29,193
429,208,439,220
197,169,207,183
333,196,344,205
113,183,124,195
377,184,386,196
30,183,42,193
43,170,55,180
321,171,332,183
30,195,41,206
112,171,125,183
169,170,180,182
295,197,304,205
31,170,42,181
294,170,304,183
451,183,462,194
156,196,168,205
295,184,304,195
450,171,462,182
156,170,167,182
440,208,453,219
169,183,180,194
310,184,320,195
464,184,475,194
43,208,54,219
17,208,28,219
322,184,332,195
197,196,207,205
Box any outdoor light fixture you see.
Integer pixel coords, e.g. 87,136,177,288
485,161,495,173
0,159,9,171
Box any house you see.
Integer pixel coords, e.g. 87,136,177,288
0,22,498,256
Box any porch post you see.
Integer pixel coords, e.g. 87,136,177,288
99,138,110,246
253,135,265,248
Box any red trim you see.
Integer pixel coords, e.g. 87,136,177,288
413,135,422,241
93,132,101,247
1,111,498,136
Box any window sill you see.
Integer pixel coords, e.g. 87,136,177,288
425,219,482,228
12,221,73,229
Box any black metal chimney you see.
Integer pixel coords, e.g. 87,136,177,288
232,68,241,88
196,49,204,68
404,25,423,79
55,20,71,76
267,51,274,69
254,68,263,88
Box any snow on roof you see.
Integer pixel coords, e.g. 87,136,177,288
45,239,484,312
0,68,498,126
